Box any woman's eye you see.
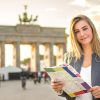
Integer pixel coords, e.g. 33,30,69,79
74,31,79,34
83,28,88,31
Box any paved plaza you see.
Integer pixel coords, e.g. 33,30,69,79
0,80,66,100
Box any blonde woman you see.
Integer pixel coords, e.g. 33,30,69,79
51,15,100,100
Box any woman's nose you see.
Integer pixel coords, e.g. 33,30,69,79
80,31,84,36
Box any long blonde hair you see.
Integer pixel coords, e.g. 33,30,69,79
67,15,100,61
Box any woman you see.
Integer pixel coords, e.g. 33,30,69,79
51,15,100,100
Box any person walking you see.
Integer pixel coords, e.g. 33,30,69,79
21,69,27,89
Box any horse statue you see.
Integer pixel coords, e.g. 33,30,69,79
19,5,38,24
19,12,33,24
33,15,38,22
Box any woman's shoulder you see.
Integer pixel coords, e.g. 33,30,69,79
93,53,100,62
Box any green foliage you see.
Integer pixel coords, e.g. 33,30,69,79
21,58,30,65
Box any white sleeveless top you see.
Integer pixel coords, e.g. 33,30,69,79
76,65,92,100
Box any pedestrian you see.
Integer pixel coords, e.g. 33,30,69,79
42,72,49,83
21,76,26,89
37,71,42,84
51,15,100,100
21,69,27,89
0,74,1,87
33,72,38,84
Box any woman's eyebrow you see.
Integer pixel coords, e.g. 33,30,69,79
81,25,88,29
74,25,88,31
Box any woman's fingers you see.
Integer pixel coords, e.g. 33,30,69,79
51,79,64,92
90,86,100,98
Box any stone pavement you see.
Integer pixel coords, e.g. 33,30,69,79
0,80,66,100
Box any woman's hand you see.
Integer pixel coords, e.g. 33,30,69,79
89,86,100,98
51,79,64,93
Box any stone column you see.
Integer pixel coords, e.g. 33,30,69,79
31,43,40,72
0,42,5,67
43,43,50,67
43,43,54,67
0,43,1,67
56,43,65,65
13,42,20,67
50,43,55,66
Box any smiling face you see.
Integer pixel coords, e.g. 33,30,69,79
69,15,100,59
74,20,93,46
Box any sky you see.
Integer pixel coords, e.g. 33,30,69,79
0,0,100,66
0,0,100,28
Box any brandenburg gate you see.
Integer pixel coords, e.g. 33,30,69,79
0,24,66,71
0,5,67,72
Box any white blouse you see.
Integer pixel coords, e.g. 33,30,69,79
76,65,92,100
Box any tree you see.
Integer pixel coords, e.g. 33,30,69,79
21,58,30,66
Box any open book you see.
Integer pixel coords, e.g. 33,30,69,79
44,63,91,97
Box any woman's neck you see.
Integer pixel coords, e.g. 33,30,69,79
82,44,92,68
82,44,92,55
